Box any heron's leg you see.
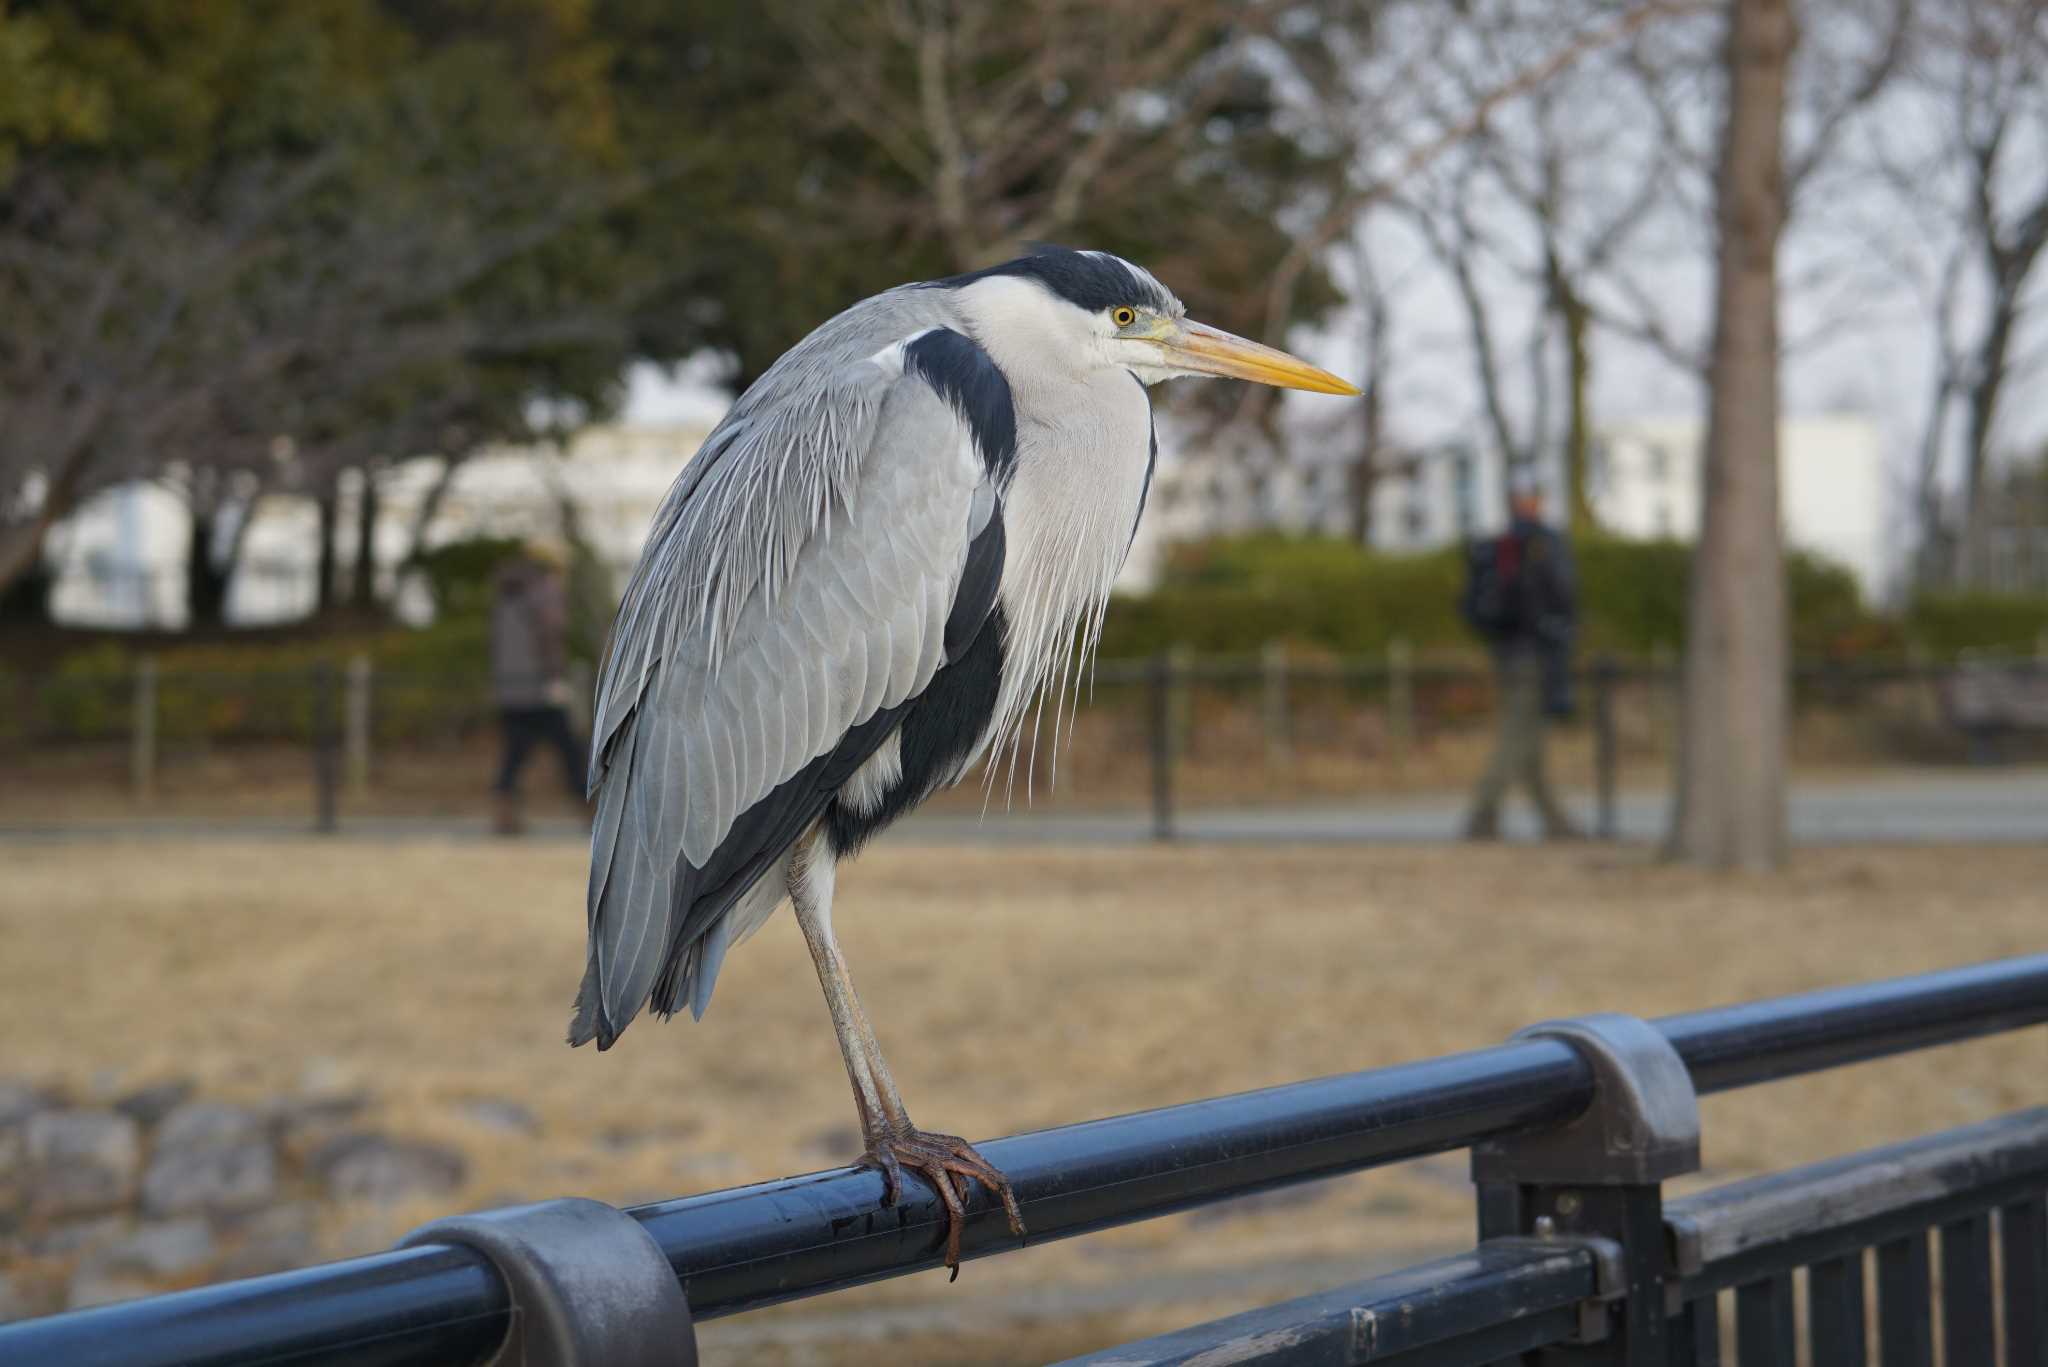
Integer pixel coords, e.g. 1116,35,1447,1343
786,829,1025,1272
787,835,891,1144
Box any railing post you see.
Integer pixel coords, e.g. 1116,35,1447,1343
401,1198,696,1367
1260,640,1290,769
345,653,373,798
1593,655,1618,840
1149,650,1176,842
312,663,339,835
131,654,158,803
1472,1014,1702,1364
1649,642,1677,757
1388,636,1413,765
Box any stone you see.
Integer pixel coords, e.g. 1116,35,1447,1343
156,1101,264,1152
114,1080,197,1129
27,1214,129,1257
0,1271,28,1324
310,1134,466,1203
141,1140,276,1218
0,1081,53,1129
93,1218,216,1277
270,1093,372,1151
457,1099,538,1136
65,1265,155,1312
217,1204,319,1280
26,1110,141,1216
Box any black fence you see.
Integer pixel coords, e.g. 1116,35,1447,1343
3,954,2044,1365
4,650,2043,835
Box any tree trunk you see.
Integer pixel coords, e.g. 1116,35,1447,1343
1548,253,1598,537
349,464,379,611
1665,0,1795,872
186,504,232,630
1957,285,2021,585
316,481,340,617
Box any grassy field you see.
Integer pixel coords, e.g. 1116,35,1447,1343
3,837,2045,1361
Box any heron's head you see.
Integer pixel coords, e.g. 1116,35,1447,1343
937,247,1359,397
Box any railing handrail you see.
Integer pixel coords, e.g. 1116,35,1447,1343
5,953,2046,1367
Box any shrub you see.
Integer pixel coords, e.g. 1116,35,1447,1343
1905,591,2048,657
1101,533,1881,661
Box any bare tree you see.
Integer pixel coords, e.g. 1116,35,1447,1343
1879,0,2048,584
1666,0,1799,871
1392,1,1680,530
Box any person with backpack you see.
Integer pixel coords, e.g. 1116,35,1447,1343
488,541,587,835
1458,482,1583,840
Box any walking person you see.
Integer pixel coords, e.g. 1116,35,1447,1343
1459,484,1583,840
489,541,586,835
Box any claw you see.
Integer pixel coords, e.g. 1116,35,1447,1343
857,1126,1026,1275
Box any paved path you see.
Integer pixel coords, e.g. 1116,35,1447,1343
900,768,2048,847
3,770,2042,845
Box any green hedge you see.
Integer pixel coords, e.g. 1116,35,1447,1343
1903,591,2048,657
1099,533,1888,661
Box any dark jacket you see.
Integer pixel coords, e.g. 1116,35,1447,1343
1463,517,1579,715
490,559,569,708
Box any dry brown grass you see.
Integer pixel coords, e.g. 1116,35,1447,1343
3,838,2045,1362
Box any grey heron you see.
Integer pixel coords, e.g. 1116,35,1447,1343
572,247,1357,1270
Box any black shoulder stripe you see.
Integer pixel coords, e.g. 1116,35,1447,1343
904,328,1017,484
945,501,1004,662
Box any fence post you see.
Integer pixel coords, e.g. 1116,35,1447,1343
1260,640,1290,768
1650,641,1677,755
312,663,339,835
1149,650,1177,842
1473,1014,1701,1365
344,654,372,798
1387,637,1414,765
131,655,158,803
1593,655,1618,840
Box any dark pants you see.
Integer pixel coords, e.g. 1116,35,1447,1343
1466,651,1579,838
494,705,586,799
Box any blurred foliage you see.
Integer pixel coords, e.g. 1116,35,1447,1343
4,0,1354,605
409,536,529,621
1102,534,1891,661
1904,592,2048,657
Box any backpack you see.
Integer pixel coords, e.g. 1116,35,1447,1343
1460,532,1531,639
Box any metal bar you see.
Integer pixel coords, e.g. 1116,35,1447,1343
641,1042,1594,1319
1670,1296,1720,1367
311,663,339,834
130,654,157,801
1735,1273,1796,1366
2007,1196,2048,1367
1806,1253,1866,1367
1592,654,1617,839
1665,1108,2048,1281
1878,1233,1934,1367
1049,1241,1597,1365
7,957,2047,1365
0,1246,507,1367
1656,954,2048,1094
1939,1213,1994,1367
1148,650,1175,842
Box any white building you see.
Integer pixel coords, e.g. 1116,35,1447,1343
42,422,710,629
1132,412,1894,600
1586,414,1891,597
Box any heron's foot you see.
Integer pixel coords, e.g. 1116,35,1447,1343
858,1126,1026,1277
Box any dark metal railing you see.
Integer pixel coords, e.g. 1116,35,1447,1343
3,954,2045,1366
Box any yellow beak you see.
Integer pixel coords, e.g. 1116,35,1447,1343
1157,318,1361,396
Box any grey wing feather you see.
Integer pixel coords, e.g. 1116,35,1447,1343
574,300,995,1048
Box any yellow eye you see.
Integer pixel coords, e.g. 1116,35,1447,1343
1111,306,1137,328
